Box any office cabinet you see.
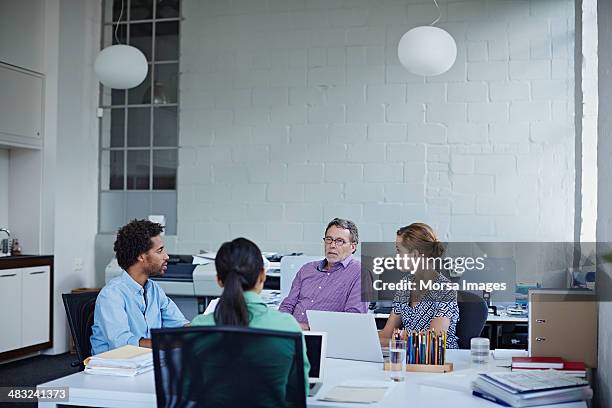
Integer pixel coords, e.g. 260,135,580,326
0,63,44,149
21,266,50,347
0,0,45,73
0,268,23,353
0,256,53,360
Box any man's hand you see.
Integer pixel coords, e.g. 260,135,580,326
299,322,310,331
139,338,152,348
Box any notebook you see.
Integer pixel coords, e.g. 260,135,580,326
318,381,392,404
511,356,564,369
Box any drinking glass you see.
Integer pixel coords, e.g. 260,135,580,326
470,337,490,364
388,339,407,382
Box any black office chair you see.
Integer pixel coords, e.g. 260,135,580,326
62,291,99,369
151,326,306,408
455,290,489,349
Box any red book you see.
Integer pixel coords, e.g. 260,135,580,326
562,361,586,371
559,362,587,376
511,356,564,369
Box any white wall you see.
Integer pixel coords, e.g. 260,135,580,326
41,0,99,354
176,0,575,255
8,148,43,254
597,0,612,405
0,149,8,228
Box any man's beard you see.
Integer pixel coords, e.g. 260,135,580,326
144,263,163,277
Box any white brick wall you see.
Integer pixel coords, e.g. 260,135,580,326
178,0,575,253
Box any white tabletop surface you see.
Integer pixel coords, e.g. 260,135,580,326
38,349,585,408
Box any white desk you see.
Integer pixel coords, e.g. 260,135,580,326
38,350,586,408
486,312,528,323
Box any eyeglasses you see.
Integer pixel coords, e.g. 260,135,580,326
323,237,350,246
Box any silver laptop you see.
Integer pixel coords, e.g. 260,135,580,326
303,331,326,396
307,310,384,363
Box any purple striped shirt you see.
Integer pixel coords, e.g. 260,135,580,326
278,255,368,324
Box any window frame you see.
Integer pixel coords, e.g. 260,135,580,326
98,0,181,234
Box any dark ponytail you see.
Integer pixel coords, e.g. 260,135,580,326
214,238,264,326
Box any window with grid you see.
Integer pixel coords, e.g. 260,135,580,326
99,0,180,234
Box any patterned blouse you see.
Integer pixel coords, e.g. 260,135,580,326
392,273,460,349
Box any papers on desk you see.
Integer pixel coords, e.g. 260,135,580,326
472,371,592,407
318,380,392,404
84,345,153,377
261,290,282,308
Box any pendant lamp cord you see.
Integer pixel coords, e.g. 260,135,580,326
114,0,125,44
430,0,441,26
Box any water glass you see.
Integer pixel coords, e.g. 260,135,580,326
388,339,407,382
470,337,490,364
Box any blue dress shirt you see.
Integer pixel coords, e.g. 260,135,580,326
90,271,189,355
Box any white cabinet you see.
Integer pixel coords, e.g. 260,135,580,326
21,266,50,347
0,0,45,73
0,64,44,149
0,265,50,355
0,268,23,353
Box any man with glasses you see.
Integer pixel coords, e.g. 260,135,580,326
279,218,367,330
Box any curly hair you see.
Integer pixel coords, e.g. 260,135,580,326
114,219,164,271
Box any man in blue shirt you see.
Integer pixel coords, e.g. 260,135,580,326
91,219,189,354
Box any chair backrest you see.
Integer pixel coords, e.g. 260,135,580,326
455,290,489,349
151,326,306,408
62,291,98,368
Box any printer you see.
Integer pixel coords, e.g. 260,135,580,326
105,255,221,297
104,254,283,297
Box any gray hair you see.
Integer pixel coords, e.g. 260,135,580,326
325,218,359,244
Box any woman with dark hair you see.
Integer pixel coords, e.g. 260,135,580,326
191,237,310,388
378,223,459,349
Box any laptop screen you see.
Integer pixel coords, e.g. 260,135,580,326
304,333,323,380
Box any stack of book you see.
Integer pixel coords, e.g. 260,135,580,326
511,357,587,378
84,345,153,377
472,371,592,407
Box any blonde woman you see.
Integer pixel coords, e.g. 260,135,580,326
378,223,459,349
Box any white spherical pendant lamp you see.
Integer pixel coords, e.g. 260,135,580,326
94,44,148,89
397,26,457,76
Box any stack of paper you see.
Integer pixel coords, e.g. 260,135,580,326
84,345,153,377
472,371,592,407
